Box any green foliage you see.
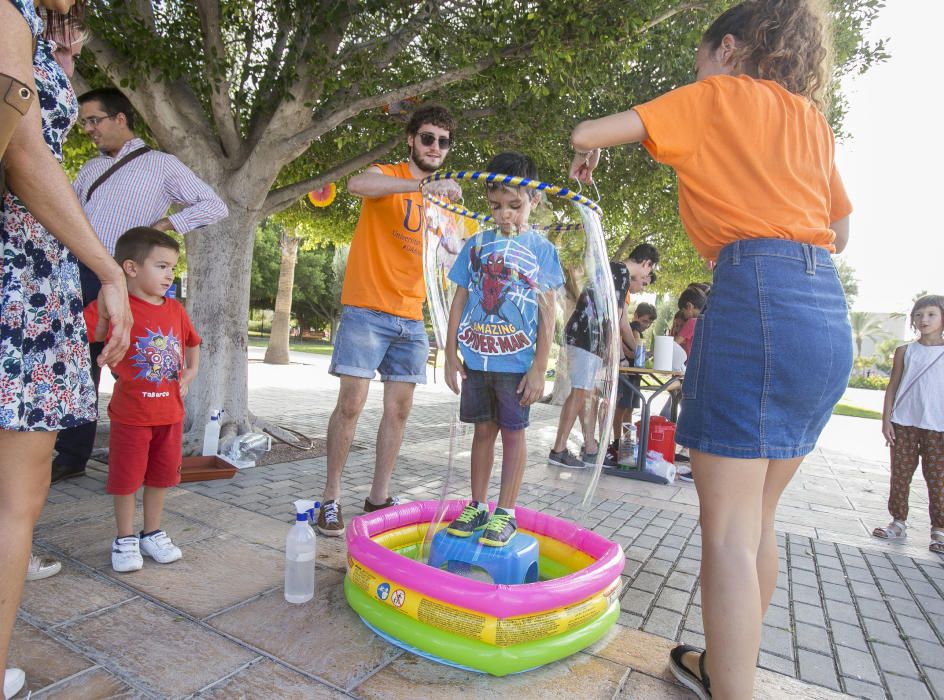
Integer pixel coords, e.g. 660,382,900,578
848,374,889,390
249,219,340,329
71,0,885,295
832,402,881,419
834,257,859,308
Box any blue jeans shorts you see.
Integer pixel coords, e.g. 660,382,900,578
676,239,853,459
460,367,530,430
329,305,429,383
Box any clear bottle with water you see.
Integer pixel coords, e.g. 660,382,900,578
285,499,317,604
202,410,222,456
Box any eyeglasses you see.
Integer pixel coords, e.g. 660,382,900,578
417,132,451,149
78,115,115,128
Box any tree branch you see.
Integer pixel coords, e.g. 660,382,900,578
84,35,218,160
334,1,438,71
254,43,531,172
637,2,706,33
259,134,400,219
195,0,241,160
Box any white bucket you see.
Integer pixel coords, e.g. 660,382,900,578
654,335,675,371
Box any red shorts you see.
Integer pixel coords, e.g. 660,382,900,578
107,421,183,495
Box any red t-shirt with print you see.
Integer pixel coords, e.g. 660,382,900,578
85,295,201,427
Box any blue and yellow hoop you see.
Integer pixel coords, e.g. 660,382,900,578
419,170,602,232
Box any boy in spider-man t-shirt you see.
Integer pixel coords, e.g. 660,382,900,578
442,152,564,546
84,227,200,573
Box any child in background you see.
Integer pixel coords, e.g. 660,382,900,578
85,227,201,572
872,295,944,555
675,286,707,357
444,152,564,546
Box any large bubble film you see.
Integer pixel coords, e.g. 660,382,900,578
419,173,619,578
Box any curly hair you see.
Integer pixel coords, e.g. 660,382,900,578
703,0,833,110
406,104,456,137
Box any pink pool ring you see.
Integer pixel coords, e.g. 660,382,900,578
344,500,624,676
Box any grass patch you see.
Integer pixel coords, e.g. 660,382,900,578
833,403,881,420
248,337,334,356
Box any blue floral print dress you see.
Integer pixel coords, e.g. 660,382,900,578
0,0,95,431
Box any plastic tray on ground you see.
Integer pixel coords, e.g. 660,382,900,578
179,455,238,483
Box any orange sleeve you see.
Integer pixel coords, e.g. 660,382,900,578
633,80,716,167
828,164,852,222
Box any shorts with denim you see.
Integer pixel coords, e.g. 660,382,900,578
460,367,530,430
567,344,602,390
676,239,853,459
329,305,429,383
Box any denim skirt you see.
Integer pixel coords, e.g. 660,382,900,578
676,239,853,459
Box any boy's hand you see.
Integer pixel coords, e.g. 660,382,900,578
882,420,896,447
444,351,465,395
517,365,545,406
179,368,197,398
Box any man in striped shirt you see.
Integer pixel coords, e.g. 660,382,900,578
52,87,227,484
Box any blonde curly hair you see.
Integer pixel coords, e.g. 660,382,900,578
703,0,833,111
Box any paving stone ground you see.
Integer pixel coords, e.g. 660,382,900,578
12,349,943,699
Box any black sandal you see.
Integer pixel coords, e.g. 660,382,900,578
669,644,711,699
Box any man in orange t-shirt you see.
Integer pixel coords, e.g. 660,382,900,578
318,105,461,537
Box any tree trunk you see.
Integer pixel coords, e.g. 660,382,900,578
264,233,301,365
182,214,258,452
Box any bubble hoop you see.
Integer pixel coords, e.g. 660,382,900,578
420,170,603,232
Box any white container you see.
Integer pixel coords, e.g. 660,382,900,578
285,499,317,604
202,410,222,456
654,335,675,372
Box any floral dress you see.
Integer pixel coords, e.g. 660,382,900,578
0,0,95,431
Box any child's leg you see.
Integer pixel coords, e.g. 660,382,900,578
888,423,922,523
114,494,136,538
142,487,169,534
919,428,944,530
470,421,500,503
497,427,527,509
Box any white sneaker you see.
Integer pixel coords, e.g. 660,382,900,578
139,530,182,564
112,536,143,572
26,552,61,581
4,667,25,698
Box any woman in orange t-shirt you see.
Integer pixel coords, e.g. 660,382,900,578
569,1,853,697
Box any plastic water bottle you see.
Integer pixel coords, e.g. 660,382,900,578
202,410,222,456
634,341,647,368
285,500,317,604
618,422,637,468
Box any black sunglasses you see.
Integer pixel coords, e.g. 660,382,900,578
417,132,452,149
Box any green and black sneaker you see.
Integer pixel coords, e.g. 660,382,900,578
479,510,517,547
446,502,490,537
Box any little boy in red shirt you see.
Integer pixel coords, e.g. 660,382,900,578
85,227,201,573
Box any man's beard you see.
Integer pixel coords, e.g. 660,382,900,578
411,147,442,174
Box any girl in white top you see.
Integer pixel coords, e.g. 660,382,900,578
873,295,944,555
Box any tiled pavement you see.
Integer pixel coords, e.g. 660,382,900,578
12,352,944,698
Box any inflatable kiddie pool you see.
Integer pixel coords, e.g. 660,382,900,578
344,500,624,676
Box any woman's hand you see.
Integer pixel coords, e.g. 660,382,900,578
569,149,600,184
95,271,132,367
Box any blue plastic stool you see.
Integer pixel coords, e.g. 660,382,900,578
428,527,539,585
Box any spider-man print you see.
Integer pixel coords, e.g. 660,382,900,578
449,230,564,373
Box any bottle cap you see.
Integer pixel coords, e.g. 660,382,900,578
294,499,315,515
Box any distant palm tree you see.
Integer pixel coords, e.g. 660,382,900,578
849,311,889,359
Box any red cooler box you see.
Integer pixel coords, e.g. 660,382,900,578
635,416,676,464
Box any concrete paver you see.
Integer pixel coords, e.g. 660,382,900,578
10,349,943,698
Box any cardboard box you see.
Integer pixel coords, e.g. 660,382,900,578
180,455,237,483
